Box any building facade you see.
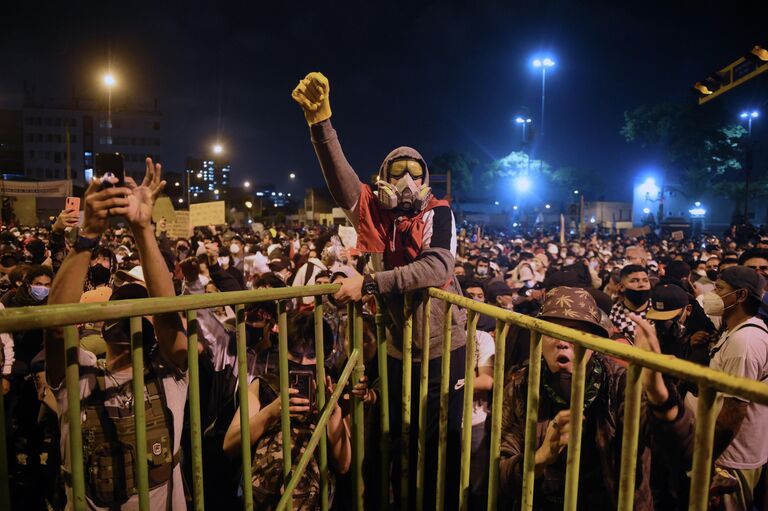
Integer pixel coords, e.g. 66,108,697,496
20,97,161,184
185,156,230,203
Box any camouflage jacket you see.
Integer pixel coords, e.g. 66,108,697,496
499,354,694,511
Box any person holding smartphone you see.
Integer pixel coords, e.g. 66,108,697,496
223,311,351,510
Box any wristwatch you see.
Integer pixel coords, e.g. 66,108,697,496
73,234,101,252
362,273,379,296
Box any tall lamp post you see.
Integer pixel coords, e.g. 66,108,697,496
102,73,116,144
739,110,759,224
532,57,555,137
515,116,532,143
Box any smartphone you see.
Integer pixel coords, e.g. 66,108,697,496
65,197,80,212
290,370,315,409
94,153,125,188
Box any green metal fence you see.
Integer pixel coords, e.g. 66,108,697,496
1,283,767,511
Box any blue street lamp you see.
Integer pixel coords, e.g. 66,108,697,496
532,57,555,137
515,116,532,143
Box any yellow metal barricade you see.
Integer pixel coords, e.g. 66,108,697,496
1,283,767,511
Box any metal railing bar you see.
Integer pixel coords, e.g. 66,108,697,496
401,293,414,511
428,288,768,404
617,363,643,510
374,296,391,511
276,300,293,509
521,331,543,511
313,298,329,511
486,321,510,511
275,349,361,511
459,310,479,511
65,325,86,511
563,345,587,511
0,285,342,333
235,304,254,511
688,385,718,511
186,310,205,511
416,293,431,511
435,300,453,511
130,316,150,511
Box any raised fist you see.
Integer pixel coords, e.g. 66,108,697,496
292,72,332,126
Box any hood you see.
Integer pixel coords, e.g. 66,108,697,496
378,146,429,186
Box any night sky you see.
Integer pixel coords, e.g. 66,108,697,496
1,1,765,200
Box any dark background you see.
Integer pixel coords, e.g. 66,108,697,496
1,1,765,197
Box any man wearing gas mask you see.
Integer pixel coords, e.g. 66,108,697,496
293,72,467,509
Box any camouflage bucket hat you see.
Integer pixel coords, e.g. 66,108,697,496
538,286,609,337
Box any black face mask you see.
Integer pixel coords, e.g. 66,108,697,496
89,264,112,286
706,269,719,281
624,288,651,308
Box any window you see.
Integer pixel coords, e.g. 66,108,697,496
29,150,35,159
71,135,77,143
54,152,61,163
45,168,52,178
45,151,52,160
46,134,53,143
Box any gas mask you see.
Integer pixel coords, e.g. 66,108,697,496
376,173,431,212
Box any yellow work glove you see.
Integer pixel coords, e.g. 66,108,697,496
292,72,332,126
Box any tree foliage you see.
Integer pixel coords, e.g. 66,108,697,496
430,152,479,196
621,102,748,199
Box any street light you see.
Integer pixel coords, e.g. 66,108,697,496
531,56,555,137
245,201,253,209
573,189,579,195
289,172,296,179
515,116,532,144
213,144,223,155
244,181,251,188
178,198,184,204
514,175,532,193
101,72,117,144
545,204,551,209
174,181,180,187
739,109,760,223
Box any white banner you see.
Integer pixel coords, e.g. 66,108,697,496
1,180,72,198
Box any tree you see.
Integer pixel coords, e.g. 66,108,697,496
481,151,603,198
621,102,747,199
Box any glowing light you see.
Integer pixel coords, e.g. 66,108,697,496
741,111,760,119
513,222,519,227
213,144,223,154
515,117,531,124
193,192,198,197
642,207,651,214
513,205,519,211
102,73,116,87
196,173,202,178
689,207,707,217
178,198,184,204
694,201,701,207
532,57,555,68
271,192,276,196
494,200,500,205
245,201,253,209
256,192,264,196
213,189,219,194
278,192,283,197
289,173,296,179
174,181,180,187
244,181,251,188
637,177,660,196
287,193,292,197
573,189,579,195
545,204,551,209
590,216,596,224
514,176,532,193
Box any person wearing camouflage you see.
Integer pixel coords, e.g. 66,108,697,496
223,312,350,510
499,287,695,510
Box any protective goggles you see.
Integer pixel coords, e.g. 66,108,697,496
386,158,425,179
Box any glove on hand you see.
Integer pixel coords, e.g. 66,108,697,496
292,72,332,126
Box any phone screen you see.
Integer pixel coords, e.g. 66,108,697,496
94,153,125,188
290,370,315,409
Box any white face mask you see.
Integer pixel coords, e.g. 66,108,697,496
703,290,740,317
476,266,488,276
198,275,210,287
230,243,241,255
218,257,228,267
115,254,124,264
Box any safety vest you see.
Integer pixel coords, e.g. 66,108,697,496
77,367,179,507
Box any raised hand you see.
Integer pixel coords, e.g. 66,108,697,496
292,72,332,126
52,209,80,233
537,410,573,466
629,313,671,407
82,177,131,238
124,157,166,229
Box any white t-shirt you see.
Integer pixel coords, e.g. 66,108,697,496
472,330,495,427
709,317,768,469
55,348,189,510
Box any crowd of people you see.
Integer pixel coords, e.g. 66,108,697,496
0,72,766,510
